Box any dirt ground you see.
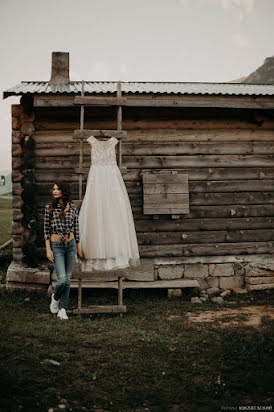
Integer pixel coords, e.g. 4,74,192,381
168,305,274,328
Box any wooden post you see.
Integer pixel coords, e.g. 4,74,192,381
78,277,82,312
79,80,85,200
117,81,122,168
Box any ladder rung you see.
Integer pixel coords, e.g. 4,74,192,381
73,129,128,139
72,305,127,314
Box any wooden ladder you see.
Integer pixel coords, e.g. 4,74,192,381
72,80,128,315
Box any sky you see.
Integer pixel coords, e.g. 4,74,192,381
0,0,273,172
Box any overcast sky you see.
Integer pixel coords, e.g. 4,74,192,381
0,0,274,172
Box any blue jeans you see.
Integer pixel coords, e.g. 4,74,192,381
50,238,77,310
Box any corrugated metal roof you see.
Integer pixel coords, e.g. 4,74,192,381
3,80,274,98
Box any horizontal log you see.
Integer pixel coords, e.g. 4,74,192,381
32,141,274,157
33,167,274,183
35,204,274,221
34,154,274,169
34,94,274,109
135,217,274,232
73,129,127,139
32,129,274,144
33,115,274,132
190,191,274,205
137,229,274,245
138,242,274,257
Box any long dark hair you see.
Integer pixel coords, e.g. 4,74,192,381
48,181,72,220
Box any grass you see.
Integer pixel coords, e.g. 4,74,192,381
0,194,12,283
0,288,273,412
0,198,12,245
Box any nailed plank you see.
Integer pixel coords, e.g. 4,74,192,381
143,183,189,194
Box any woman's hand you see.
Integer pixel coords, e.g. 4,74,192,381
46,248,54,263
77,245,85,261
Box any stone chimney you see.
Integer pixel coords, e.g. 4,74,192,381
49,52,70,85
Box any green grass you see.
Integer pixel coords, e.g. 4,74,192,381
0,288,273,412
0,195,12,245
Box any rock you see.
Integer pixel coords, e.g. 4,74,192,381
184,264,208,279
207,277,219,288
220,289,231,298
245,276,274,285
198,278,209,290
246,283,274,291
207,287,220,296
219,276,244,290
232,287,248,294
191,297,203,304
200,296,208,302
58,405,66,410
209,263,234,277
158,265,183,280
210,296,224,304
168,289,182,298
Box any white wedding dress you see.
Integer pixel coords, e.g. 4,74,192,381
78,136,140,271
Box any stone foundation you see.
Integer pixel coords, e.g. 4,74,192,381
5,258,274,297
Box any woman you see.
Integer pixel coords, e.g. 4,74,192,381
44,181,84,320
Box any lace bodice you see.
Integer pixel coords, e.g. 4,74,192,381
87,136,118,166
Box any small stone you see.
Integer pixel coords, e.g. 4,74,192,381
220,289,231,298
210,296,224,304
168,289,182,298
58,405,66,410
233,287,248,294
200,296,208,302
24,297,30,302
48,409,54,412
191,297,203,304
207,287,220,296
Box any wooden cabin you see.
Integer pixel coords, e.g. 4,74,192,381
3,52,274,297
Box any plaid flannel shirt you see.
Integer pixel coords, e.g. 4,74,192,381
44,201,80,244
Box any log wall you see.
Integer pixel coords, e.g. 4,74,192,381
28,104,274,258
9,99,274,290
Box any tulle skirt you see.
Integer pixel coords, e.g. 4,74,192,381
78,165,140,271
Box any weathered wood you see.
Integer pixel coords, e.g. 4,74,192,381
135,217,274,232
35,94,274,109
72,305,127,314
34,154,274,171
144,206,190,214
144,183,189,194
73,129,127,139
70,279,199,289
137,229,274,245
74,96,127,106
33,141,274,157
32,128,274,144
0,239,13,250
138,242,274,257
190,191,274,205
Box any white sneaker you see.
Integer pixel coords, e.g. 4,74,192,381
57,308,68,320
50,294,60,314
